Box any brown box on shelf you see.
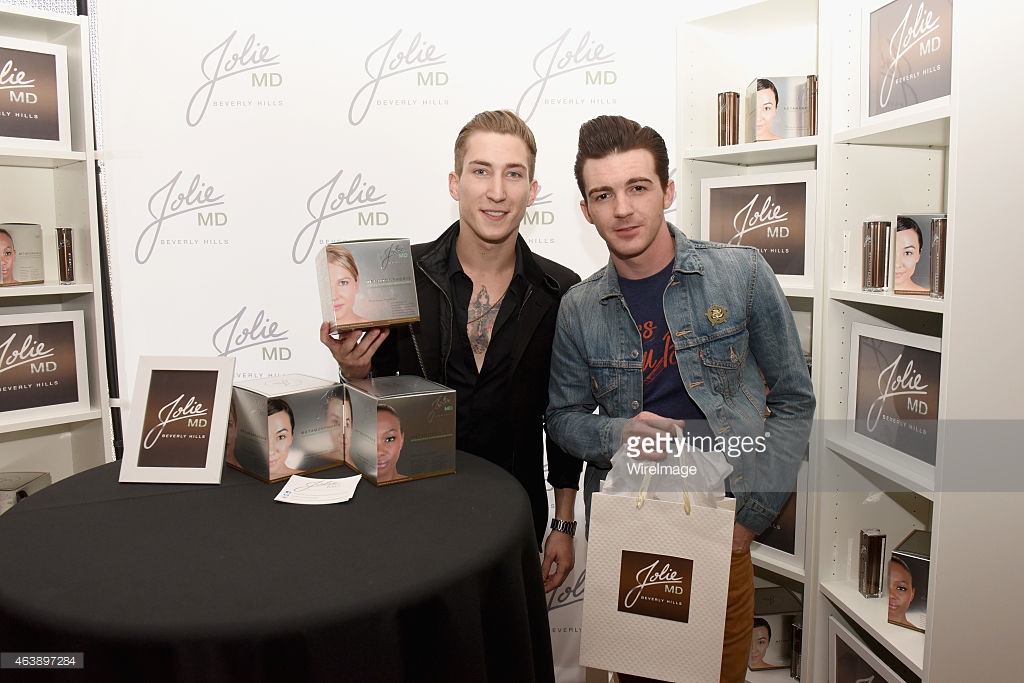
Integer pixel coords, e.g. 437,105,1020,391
229,375,349,483
346,375,455,486
888,529,930,633
316,239,419,334
0,471,52,516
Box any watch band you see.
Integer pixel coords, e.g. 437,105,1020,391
550,518,577,538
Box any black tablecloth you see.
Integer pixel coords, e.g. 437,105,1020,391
0,452,554,682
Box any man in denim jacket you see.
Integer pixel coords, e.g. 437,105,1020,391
546,115,815,682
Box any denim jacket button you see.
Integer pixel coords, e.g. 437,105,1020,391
630,349,639,359
631,400,639,410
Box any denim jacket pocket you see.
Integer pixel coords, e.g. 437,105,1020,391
699,326,749,398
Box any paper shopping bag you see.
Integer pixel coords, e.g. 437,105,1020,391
580,491,735,682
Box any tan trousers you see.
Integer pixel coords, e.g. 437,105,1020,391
616,548,755,683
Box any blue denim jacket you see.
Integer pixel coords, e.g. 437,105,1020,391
546,225,815,534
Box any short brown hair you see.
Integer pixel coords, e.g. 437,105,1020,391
574,115,670,199
453,110,538,180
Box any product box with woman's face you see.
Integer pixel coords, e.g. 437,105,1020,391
229,374,350,483
0,223,44,286
316,239,420,334
745,76,814,143
346,375,455,486
888,529,931,633
749,586,802,672
893,214,945,295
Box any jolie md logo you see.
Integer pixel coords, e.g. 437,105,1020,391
623,559,688,609
0,59,37,104
293,169,388,264
212,305,290,361
186,30,281,127
729,193,790,244
348,30,447,126
879,2,942,109
517,28,615,121
136,171,225,264
143,394,208,449
0,332,56,375
866,353,930,431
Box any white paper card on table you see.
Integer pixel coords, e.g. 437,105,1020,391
275,474,360,505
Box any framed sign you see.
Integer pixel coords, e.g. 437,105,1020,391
701,171,815,290
753,456,808,564
865,0,953,119
0,35,72,152
829,616,908,683
0,310,89,423
120,356,236,484
848,323,941,475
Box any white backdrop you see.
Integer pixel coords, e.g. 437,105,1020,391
89,2,755,680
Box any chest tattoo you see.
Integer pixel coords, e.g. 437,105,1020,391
467,285,504,367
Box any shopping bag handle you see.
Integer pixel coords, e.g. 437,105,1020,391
635,461,692,516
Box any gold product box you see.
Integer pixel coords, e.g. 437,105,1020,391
745,75,814,143
346,375,455,486
0,223,44,286
0,471,52,515
888,529,930,634
229,374,350,483
316,239,420,333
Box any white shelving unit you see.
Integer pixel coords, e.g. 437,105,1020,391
681,1,1023,681
678,0,824,675
0,5,113,481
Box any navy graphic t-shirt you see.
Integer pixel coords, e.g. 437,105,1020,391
618,261,710,439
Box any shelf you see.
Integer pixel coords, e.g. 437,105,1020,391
685,137,818,166
0,284,95,299
828,289,946,314
833,99,950,148
0,149,87,169
783,286,817,299
0,408,103,435
820,579,924,677
825,437,935,498
752,545,806,583
745,666,797,683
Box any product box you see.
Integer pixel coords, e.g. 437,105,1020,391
0,223,44,286
316,239,419,334
893,214,946,295
346,375,455,486
0,471,52,516
888,529,930,633
745,75,814,142
229,374,350,483
749,586,802,672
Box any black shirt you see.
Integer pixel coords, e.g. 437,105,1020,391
445,242,527,469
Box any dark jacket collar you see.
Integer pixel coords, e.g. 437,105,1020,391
417,221,562,295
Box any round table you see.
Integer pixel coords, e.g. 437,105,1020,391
0,452,554,682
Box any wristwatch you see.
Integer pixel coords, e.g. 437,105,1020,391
550,518,577,537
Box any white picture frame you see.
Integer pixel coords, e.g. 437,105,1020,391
862,0,953,121
119,356,236,484
700,170,816,291
753,457,809,569
0,35,72,152
0,310,89,424
829,616,908,683
847,323,941,479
